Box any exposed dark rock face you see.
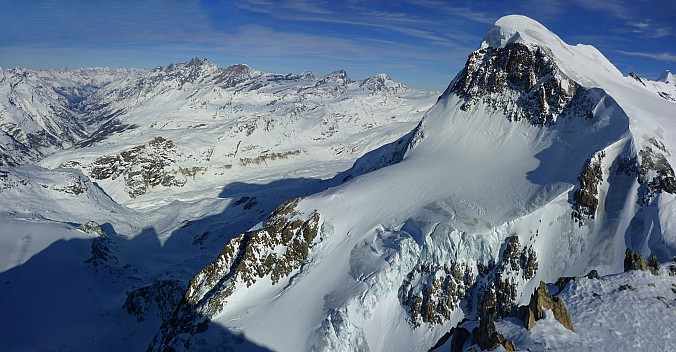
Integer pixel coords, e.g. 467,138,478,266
468,281,517,351
657,91,676,101
404,235,540,333
149,198,322,351
624,248,659,275
472,317,516,351
77,221,107,237
553,276,578,294
89,136,186,197
585,269,602,280
572,151,605,225
414,236,540,352
628,72,645,86
81,221,120,272
448,42,580,126
400,261,474,326
475,236,539,320
616,138,676,205
637,140,676,202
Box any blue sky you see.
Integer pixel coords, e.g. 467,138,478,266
0,0,674,91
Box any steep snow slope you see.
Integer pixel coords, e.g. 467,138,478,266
152,15,676,351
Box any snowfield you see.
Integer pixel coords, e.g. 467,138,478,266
2,14,676,352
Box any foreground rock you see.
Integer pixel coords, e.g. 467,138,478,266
516,280,574,332
624,248,659,275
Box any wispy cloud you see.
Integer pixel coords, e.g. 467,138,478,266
571,0,631,19
234,0,482,45
403,0,496,24
571,0,673,39
515,0,567,20
627,23,671,38
616,50,676,62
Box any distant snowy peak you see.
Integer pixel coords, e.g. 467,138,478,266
360,73,407,93
316,69,352,87
630,69,676,102
657,70,674,84
151,58,262,88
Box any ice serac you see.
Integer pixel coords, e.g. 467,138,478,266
154,15,676,352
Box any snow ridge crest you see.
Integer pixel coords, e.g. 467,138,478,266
481,15,566,50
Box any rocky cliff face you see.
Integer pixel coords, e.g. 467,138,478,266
447,42,581,126
86,136,189,197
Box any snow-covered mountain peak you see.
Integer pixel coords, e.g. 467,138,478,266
220,63,261,83
161,57,221,76
185,57,208,67
480,15,622,87
320,69,351,84
359,73,406,93
658,69,674,84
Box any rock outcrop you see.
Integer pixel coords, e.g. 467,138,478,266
516,280,574,332
123,280,183,323
449,326,470,352
624,248,659,275
89,136,187,197
448,42,582,126
472,287,517,351
572,151,605,225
